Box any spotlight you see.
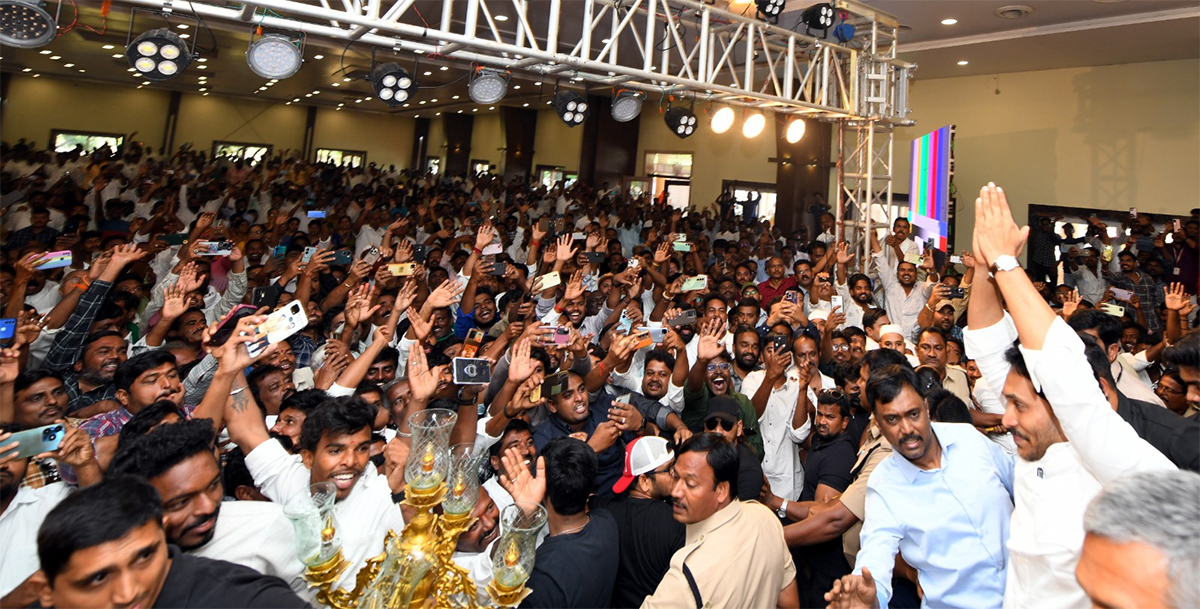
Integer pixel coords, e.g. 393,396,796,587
128,28,191,81
785,118,806,143
247,33,302,80
802,3,836,31
664,107,697,139
553,91,588,127
742,112,765,138
711,106,735,134
611,90,643,123
468,68,508,104
755,0,785,21
370,62,417,106
0,0,58,48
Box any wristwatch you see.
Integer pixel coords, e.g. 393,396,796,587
990,254,1020,275
776,499,789,519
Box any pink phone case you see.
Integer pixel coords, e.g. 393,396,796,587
37,251,73,270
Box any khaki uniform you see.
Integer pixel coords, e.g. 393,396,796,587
838,422,893,567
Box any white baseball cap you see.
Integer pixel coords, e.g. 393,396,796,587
613,436,674,494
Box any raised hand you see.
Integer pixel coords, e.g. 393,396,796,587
160,281,189,321
835,241,853,265
1062,289,1082,319
407,307,432,340
562,270,585,303
508,338,538,382
825,569,878,609
1164,282,1189,311
0,346,20,384
427,279,465,309
394,239,414,263
406,343,443,402
973,183,1028,266
344,284,378,328
499,448,546,506
475,221,495,250
696,318,725,361
394,280,418,314
109,242,147,271
554,234,577,263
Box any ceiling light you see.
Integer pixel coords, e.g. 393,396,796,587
664,106,697,138
742,112,765,138
343,77,350,82
370,61,418,106
957,60,969,66
199,87,206,91
313,54,324,59
513,85,520,90
801,3,836,31
247,33,302,79
469,67,508,104
553,91,588,126
610,90,644,123
423,71,431,76
331,82,338,86
439,66,448,71
21,67,30,71
995,5,1033,19
128,28,191,82
711,106,735,134
304,93,311,97
786,118,806,143
112,53,123,58
48,54,58,59
457,109,462,113
197,57,207,62
197,64,206,69
430,98,437,102
941,18,958,25
102,44,114,50
0,0,58,49
177,23,188,29
77,69,84,72
534,81,541,86
472,108,477,112
259,86,267,90
63,62,73,67
488,106,494,110
451,95,459,99
37,49,48,54
494,14,508,22
523,103,529,107
30,73,38,77
178,34,189,39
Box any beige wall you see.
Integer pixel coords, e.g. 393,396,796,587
311,108,414,169
531,108,584,173
174,94,307,155
637,109,778,211
469,112,505,171
889,58,1199,250
2,76,170,151
423,115,446,170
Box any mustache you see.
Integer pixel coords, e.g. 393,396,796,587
899,433,922,445
183,511,217,535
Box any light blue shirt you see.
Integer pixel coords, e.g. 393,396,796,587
855,422,1015,608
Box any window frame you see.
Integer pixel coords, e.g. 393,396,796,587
49,129,125,154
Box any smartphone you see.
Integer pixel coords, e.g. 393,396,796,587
618,309,634,334
196,241,234,257
388,263,416,277
251,285,282,309
301,246,317,263
481,243,503,256
536,272,561,290
903,253,922,265
362,247,381,266
949,255,963,265
36,250,73,270
946,287,966,299
667,309,697,328
681,275,708,292
615,393,632,406
553,326,571,346
784,290,800,305
543,371,570,397
1100,303,1125,317
413,244,428,263
452,357,492,385
328,250,352,265
672,242,692,252
0,423,66,461
830,295,843,310
627,258,640,270
1110,288,1133,302
157,233,189,246
672,233,687,243
209,304,259,347
583,252,605,263
306,210,326,219
572,232,587,241
490,262,508,277
1175,219,1183,232
770,334,789,353
245,301,308,358
0,318,15,341
631,331,653,351
638,326,667,344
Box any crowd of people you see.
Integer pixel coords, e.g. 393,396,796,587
1,138,1198,609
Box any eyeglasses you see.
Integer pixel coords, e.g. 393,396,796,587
1154,383,1185,396
706,363,732,373
705,418,735,432
819,388,845,400
831,344,850,351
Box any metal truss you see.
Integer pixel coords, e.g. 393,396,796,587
836,119,895,268
115,0,913,123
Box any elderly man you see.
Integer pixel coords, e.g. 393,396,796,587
642,433,799,608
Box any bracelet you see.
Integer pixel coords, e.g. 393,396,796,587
554,303,565,314
531,240,541,248
503,404,520,419
472,247,482,255
925,304,935,312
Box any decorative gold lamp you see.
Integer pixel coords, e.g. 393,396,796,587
285,408,539,608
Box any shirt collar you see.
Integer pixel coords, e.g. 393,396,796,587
889,423,959,484
685,500,743,546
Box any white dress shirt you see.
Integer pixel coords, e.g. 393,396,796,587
1113,356,1165,407
0,482,72,597
872,250,934,340
190,500,312,602
740,367,810,499
244,439,406,592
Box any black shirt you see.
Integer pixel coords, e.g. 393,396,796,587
735,442,765,502
155,546,308,608
532,393,634,499
522,509,620,609
1117,392,1200,472
601,496,685,608
800,432,856,502
845,409,872,448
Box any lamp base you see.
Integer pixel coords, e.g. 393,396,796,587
487,581,532,607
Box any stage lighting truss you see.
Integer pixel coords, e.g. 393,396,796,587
553,91,588,127
370,61,417,106
0,0,60,49
127,26,195,82
802,3,836,32
610,90,644,123
755,0,785,23
247,31,304,80
468,67,508,104
664,106,697,139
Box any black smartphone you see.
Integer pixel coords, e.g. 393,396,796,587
667,309,698,328
413,244,428,263
452,357,492,385
542,371,570,397
770,334,789,353
946,286,966,299
252,285,282,309
583,252,605,263
490,262,508,276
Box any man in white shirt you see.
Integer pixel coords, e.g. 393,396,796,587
225,383,406,592
870,230,937,341
740,337,810,499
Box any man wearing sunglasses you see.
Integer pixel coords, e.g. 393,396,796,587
682,326,765,458
703,397,763,501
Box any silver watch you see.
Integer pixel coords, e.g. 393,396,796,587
776,499,789,519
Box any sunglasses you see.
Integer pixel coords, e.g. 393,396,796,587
819,388,845,400
706,363,732,374
831,344,850,351
705,418,735,432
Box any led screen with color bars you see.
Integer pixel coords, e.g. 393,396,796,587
909,125,952,252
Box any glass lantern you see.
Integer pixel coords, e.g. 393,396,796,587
405,409,458,490
283,481,342,567
491,503,547,589
443,443,485,516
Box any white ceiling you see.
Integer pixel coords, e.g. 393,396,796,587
1,0,1197,115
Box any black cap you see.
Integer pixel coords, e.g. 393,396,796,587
705,396,740,425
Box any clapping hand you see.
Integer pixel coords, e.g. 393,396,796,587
972,183,1028,266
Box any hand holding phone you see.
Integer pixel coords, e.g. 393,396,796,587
245,301,308,358
0,424,66,461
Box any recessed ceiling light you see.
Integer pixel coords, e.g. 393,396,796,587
495,14,508,22
343,77,350,82
332,82,339,86
472,108,477,112
179,34,190,39
102,44,114,50
63,63,74,67
259,86,267,90
403,103,409,107
127,67,136,72
435,112,441,116
136,85,142,88
78,69,85,73
305,93,312,97
414,114,419,118
440,66,448,71
142,81,150,85
457,109,463,113
534,81,541,86
364,96,371,100
39,49,50,54
314,54,324,59
995,5,1033,19
49,55,60,60
21,67,31,72
355,99,362,103
489,106,495,110
203,92,209,96
31,73,40,78
293,98,300,102
338,103,344,107
197,57,207,62
523,102,529,107
286,101,291,105
177,24,188,29
941,18,957,25
423,71,431,76
451,95,459,99
431,98,437,102
197,65,207,69
113,53,123,58
199,87,207,91
957,60,969,65
419,100,426,104
513,85,520,89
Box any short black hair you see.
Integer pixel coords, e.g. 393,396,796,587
863,348,909,377
247,364,287,407
373,346,400,366
847,273,873,290
116,400,185,451
816,390,851,419
675,433,739,499
110,417,216,481
1078,333,1117,391
1164,332,1200,371
865,364,921,411
914,366,944,397
919,326,948,344
222,447,255,497
14,368,63,398
113,350,177,394
1067,309,1123,350
38,476,164,581
926,389,973,424
832,362,862,388
540,437,597,516
643,349,675,372
862,308,889,330
280,388,329,416
298,396,375,453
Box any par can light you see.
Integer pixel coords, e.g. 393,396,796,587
128,28,191,81
468,68,508,104
610,90,643,123
371,62,417,106
802,3,836,30
247,33,302,80
0,0,57,48
664,107,697,139
711,106,735,134
553,91,588,127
